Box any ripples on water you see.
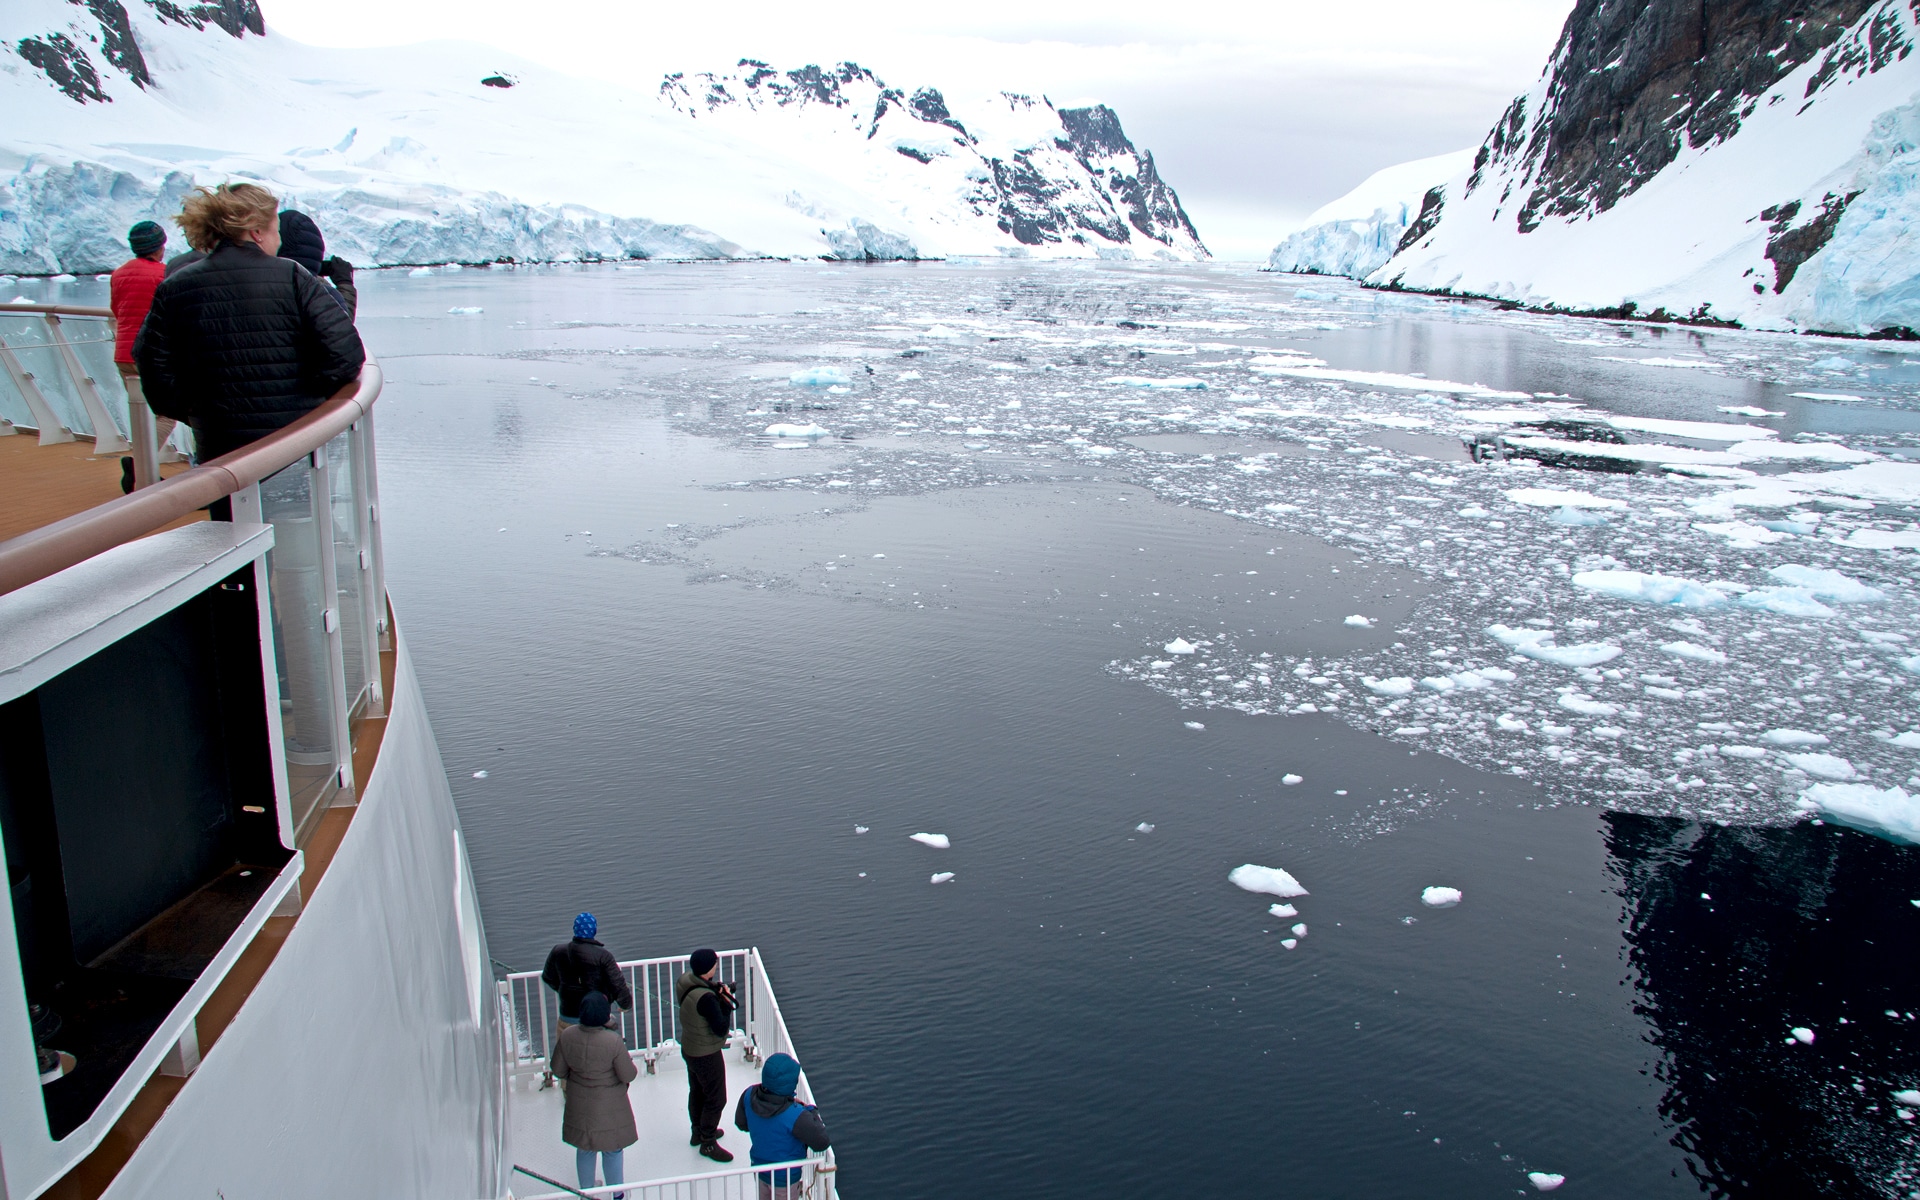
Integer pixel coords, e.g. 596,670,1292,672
30,260,1910,1195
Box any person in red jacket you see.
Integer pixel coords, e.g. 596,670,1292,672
109,220,179,492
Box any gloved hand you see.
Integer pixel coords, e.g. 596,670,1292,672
322,256,355,285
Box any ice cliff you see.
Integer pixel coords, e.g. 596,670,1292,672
0,0,1207,272
1266,150,1471,278
1367,0,1920,335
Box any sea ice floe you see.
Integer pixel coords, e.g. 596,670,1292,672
1780,461,1920,504
1282,774,1303,785
1558,693,1619,716
1894,1089,1920,1107
1737,587,1834,618
1789,392,1865,401
930,872,955,884
1721,745,1769,759
1291,923,1308,937
1660,640,1728,663
765,422,831,438
1782,753,1857,780
1766,564,1886,602
1506,488,1627,509
1488,624,1622,667
1572,570,1727,608
1229,863,1309,898
1843,529,1920,550
1456,504,1490,518
1798,783,1920,844
1268,903,1297,918
471,770,488,779
1165,638,1198,655
1497,714,1529,731
1693,520,1791,547
853,825,869,834
1184,721,1206,730
1136,822,1155,832
1421,886,1463,907
447,306,483,314
1891,733,1920,750
1764,729,1831,746
1106,376,1209,389
909,833,951,849
408,266,433,276
1791,1026,1816,1044
1527,1171,1566,1191
1280,938,1298,949
1364,676,1416,695
1549,505,1610,527
1345,614,1374,627
1719,406,1784,417
790,365,852,386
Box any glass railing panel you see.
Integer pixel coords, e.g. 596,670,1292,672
0,314,88,435
259,459,340,835
325,431,370,715
58,315,128,439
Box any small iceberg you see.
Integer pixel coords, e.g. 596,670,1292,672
1136,822,1155,833
1549,505,1609,527
408,266,434,276
447,306,483,314
1572,570,1726,608
472,770,489,779
1164,638,1198,655
1766,564,1885,603
1364,676,1415,695
1488,624,1621,668
1268,903,1297,918
1527,1172,1566,1192
853,825,869,834
1798,783,1920,844
1764,729,1830,746
1290,923,1308,938
1229,863,1309,899
909,833,951,849
1791,1026,1816,1045
1421,886,1463,908
1782,753,1856,781
1660,640,1727,663
930,872,955,884
790,365,852,386
1739,587,1834,618
1344,615,1373,627
765,423,831,438
1282,774,1303,785
1184,721,1206,731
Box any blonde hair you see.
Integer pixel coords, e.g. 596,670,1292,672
175,183,279,253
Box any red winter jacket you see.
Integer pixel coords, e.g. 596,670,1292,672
109,255,166,364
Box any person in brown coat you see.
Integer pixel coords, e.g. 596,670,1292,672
552,991,637,1197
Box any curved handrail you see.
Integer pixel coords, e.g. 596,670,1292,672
0,364,383,597
0,302,114,318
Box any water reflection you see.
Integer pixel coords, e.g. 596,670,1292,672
1606,814,1920,1197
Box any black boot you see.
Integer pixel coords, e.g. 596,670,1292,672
698,1140,733,1163
119,457,135,494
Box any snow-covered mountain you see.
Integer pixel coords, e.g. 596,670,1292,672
1265,150,1470,278
0,0,1207,273
1368,0,1920,336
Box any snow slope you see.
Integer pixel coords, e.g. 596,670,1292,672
1266,150,1471,279
0,0,1206,272
1373,0,1920,335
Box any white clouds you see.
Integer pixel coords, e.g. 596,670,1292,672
258,0,1573,257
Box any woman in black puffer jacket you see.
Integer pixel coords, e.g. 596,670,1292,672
135,183,365,462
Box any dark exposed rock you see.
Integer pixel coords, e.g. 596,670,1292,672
1472,0,1891,228
146,0,264,38
1764,190,1861,292
908,87,968,136
80,0,149,87
1394,186,1446,254
17,33,108,103
480,74,517,89
1055,105,1205,250
895,145,934,164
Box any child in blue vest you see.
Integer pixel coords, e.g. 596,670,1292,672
733,1053,831,1198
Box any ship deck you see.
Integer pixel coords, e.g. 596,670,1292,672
0,435,197,543
507,1041,771,1193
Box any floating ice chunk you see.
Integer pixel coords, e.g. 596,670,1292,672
1798,783,1920,844
909,833,951,849
1661,640,1728,663
1767,565,1885,603
1527,1172,1566,1191
1891,733,1920,750
1764,729,1830,746
1728,440,1880,464
1791,1026,1816,1044
1282,774,1303,785
1894,1089,1920,1107
1721,745,1768,759
1421,886,1463,907
447,306,483,314
1843,529,1920,550
1422,676,1456,692
1136,822,1156,833
1780,461,1920,504
1472,667,1517,683
1291,923,1308,937
854,825,869,834
1184,721,1206,731
1268,903,1297,918
1693,520,1789,546
408,266,433,276
1456,505,1490,518
1572,570,1727,608
1738,587,1834,618
1344,615,1373,627
765,423,830,438
1558,693,1619,716
1229,864,1309,898
1165,638,1198,655
1280,938,1298,949
872,553,886,559
1549,505,1610,527
1106,376,1209,389
790,365,852,386
1719,406,1784,417
1784,753,1857,780
1497,714,1529,732
1902,656,1920,676
930,872,955,884
1789,391,1864,401
1364,677,1415,695
472,770,489,779
1506,488,1627,510
1488,624,1621,667
1149,660,1173,670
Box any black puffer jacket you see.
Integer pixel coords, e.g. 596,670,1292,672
134,241,366,461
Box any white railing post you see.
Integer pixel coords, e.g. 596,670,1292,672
358,408,391,647
308,443,355,797
347,419,385,716
44,313,130,452
124,371,162,489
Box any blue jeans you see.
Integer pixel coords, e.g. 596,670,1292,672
576,1147,624,1195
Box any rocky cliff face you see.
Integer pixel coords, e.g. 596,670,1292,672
1376,0,1920,335
661,60,1208,260
11,0,261,102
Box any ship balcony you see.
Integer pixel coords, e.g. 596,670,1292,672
501,950,838,1200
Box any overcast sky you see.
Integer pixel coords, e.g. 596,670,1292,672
260,0,1574,259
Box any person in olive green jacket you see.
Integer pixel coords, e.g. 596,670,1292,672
676,948,737,1162
553,991,637,1197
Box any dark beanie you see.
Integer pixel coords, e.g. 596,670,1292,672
579,990,611,1028
277,210,326,276
689,948,719,976
128,220,165,257
760,1052,801,1098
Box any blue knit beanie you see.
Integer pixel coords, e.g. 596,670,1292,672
573,912,596,939
760,1052,801,1098
579,990,611,1028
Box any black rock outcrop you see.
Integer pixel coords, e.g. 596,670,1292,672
17,32,107,103
18,0,262,104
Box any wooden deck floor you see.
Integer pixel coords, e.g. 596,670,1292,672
0,434,198,544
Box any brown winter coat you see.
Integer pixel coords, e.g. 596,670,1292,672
552,1025,639,1152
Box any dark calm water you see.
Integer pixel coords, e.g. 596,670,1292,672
311,260,1920,1198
